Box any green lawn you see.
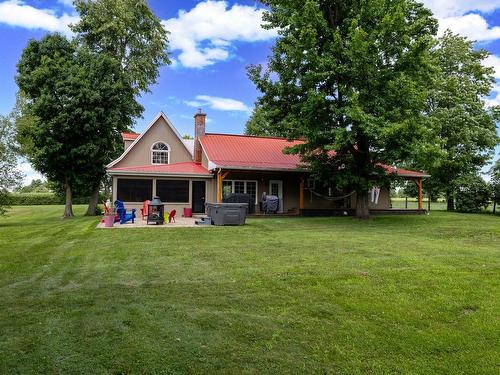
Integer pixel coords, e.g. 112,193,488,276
1,206,499,374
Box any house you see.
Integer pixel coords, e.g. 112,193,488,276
107,111,429,215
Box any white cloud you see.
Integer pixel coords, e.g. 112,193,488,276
422,0,500,18
163,0,277,68
185,95,250,112
0,0,78,35
438,13,500,42
18,160,44,186
484,54,500,79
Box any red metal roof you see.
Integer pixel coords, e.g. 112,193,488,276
200,133,429,177
200,134,305,171
109,162,211,176
121,132,139,141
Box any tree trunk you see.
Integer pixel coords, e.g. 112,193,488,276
63,178,74,218
446,196,454,211
85,183,100,216
355,190,370,219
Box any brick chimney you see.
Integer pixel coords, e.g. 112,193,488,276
193,109,206,164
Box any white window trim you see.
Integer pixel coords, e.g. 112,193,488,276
151,142,171,165
223,180,258,204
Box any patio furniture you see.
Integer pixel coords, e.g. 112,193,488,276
140,200,150,220
168,209,177,223
205,202,248,225
223,193,255,214
262,195,279,214
114,200,136,224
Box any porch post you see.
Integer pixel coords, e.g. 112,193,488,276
416,178,423,210
299,177,305,210
217,170,229,203
217,171,222,203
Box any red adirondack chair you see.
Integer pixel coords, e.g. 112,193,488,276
140,200,150,220
169,209,176,223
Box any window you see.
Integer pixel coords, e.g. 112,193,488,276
117,179,152,202
156,180,189,202
151,142,170,164
222,180,258,203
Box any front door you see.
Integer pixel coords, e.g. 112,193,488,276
269,180,283,213
192,181,206,213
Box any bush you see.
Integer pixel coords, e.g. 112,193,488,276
455,175,491,213
5,193,106,206
7,193,64,205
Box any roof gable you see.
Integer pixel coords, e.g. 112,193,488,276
108,112,192,168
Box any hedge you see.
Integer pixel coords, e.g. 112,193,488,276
6,193,102,205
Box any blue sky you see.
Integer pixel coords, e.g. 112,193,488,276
0,0,499,183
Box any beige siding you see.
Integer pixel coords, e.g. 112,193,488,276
114,116,192,168
201,151,209,169
124,140,134,150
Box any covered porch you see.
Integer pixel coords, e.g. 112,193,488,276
214,168,429,216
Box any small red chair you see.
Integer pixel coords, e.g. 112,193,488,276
168,209,176,223
140,200,150,220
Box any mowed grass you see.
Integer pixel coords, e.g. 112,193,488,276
0,206,499,374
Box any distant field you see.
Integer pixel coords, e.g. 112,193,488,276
1,205,499,374
390,197,498,213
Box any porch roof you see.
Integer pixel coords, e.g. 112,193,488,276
200,133,429,178
108,162,212,177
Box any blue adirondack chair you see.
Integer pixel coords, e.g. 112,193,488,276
114,200,136,224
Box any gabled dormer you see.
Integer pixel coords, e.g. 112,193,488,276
109,112,194,169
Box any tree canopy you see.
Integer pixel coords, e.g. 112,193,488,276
0,112,23,216
245,105,283,137
411,31,499,210
71,0,170,94
16,34,141,217
249,0,438,217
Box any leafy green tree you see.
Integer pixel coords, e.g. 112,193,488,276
0,113,23,216
15,179,50,193
411,31,499,211
245,105,284,137
17,34,141,218
71,0,170,94
249,0,437,217
490,160,500,205
454,174,491,213
71,0,171,214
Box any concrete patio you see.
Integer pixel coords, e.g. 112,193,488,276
96,216,203,228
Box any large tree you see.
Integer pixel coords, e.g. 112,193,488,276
17,34,141,218
245,104,283,137
70,0,170,215
411,31,499,211
249,0,438,217
491,159,500,205
71,0,170,94
0,112,22,216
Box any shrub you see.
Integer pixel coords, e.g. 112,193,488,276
7,193,64,205
6,192,110,206
455,175,491,213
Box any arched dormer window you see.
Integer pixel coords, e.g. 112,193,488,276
151,142,170,164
